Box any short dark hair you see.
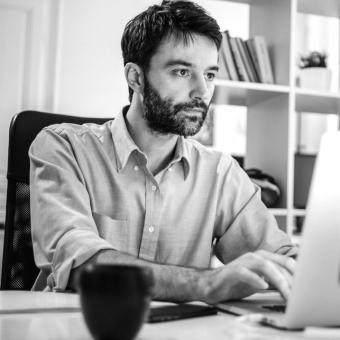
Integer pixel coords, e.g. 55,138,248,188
121,0,222,102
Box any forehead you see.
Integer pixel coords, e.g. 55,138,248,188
149,33,219,69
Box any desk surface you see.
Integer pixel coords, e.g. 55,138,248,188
0,291,338,340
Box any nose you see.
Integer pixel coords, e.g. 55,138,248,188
190,74,211,101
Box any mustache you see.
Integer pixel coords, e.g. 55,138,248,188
173,100,209,113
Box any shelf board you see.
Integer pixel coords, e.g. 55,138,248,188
291,234,302,246
295,88,340,113
295,152,317,158
213,80,289,106
218,0,340,18
293,209,306,217
268,208,306,217
298,0,340,18
216,0,252,4
269,208,288,216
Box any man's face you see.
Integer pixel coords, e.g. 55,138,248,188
142,33,219,137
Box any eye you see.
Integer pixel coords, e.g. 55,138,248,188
206,72,216,81
174,69,190,77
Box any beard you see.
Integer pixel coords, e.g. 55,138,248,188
142,77,209,137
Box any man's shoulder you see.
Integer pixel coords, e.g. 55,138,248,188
41,120,112,140
184,138,235,166
43,120,113,138
31,120,114,153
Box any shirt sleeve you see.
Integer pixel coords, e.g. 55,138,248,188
214,157,298,263
29,127,115,291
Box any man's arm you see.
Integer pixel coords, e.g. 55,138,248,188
29,128,117,291
214,157,298,264
69,248,295,303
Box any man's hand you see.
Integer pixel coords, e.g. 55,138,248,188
197,250,296,304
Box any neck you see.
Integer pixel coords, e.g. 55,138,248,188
125,99,179,175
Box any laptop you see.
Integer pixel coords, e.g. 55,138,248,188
217,131,340,330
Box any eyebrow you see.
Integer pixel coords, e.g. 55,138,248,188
164,59,219,72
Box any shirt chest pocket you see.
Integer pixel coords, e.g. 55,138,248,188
92,212,128,252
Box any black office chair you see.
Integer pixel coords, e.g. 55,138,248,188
1,111,110,290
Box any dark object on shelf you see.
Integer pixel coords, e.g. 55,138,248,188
232,155,244,168
299,51,327,69
246,168,281,207
294,153,316,209
295,216,305,235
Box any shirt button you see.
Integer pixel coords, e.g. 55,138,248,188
148,226,155,233
134,165,139,171
151,185,157,191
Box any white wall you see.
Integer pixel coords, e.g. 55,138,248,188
0,7,26,222
54,0,154,116
0,0,55,222
54,0,249,117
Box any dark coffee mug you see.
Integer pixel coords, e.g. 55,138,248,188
77,264,154,340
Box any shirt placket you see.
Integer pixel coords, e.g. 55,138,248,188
138,175,160,261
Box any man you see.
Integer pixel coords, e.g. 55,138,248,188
30,0,297,303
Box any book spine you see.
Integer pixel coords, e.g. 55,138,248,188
247,38,265,83
254,36,274,84
222,31,239,81
251,38,267,83
229,37,249,82
246,39,262,83
243,40,260,83
217,48,231,80
236,37,256,82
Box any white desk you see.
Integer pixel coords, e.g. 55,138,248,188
0,291,338,340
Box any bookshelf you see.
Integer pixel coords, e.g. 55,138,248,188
209,0,340,237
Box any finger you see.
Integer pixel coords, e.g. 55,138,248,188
274,265,294,289
256,250,296,274
236,267,269,291
226,268,269,301
256,250,296,276
249,257,290,300
263,257,294,290
202,266,268,303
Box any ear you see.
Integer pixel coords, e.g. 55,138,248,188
124,63,145,97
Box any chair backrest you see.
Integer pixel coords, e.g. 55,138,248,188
1,111,110,290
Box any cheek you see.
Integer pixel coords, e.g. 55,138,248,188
157,80,190,102
207,81,215,93
208,84,216,100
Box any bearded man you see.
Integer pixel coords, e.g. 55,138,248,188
30,0,297,302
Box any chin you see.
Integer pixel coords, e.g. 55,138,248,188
178,125,202,137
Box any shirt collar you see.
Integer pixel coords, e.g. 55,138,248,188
111,106,140,172
111,107,191,179
172,136,191,180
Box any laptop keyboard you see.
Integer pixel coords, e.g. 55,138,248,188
261,304,286,313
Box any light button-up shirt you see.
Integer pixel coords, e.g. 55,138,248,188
29,108,296,291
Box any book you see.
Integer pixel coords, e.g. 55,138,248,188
217,48,230,80
235,37,256,82
242,39,260,82
229,37,250,82
221,31,239,81
252,36,274,84
246,39,263,83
